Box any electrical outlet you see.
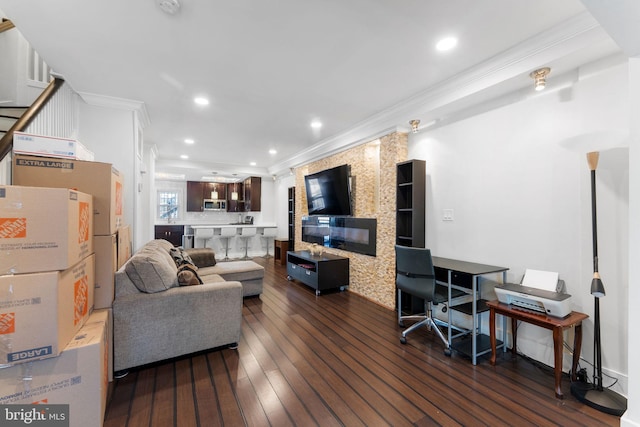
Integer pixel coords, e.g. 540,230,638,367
443,209,454,221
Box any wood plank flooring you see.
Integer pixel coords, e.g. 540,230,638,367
104,257,620,426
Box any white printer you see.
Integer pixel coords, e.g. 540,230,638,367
494,269,572,318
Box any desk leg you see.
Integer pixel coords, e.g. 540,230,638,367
572,322,583,382
553,327,564,399
511,318,517,356
489,308,496,365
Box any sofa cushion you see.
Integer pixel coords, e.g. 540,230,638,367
125,252,178,293
198,260,264,282
184,248,217,268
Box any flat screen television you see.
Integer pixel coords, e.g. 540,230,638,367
304,164,353,216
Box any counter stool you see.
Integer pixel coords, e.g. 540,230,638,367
261,227,278,258
238,227,257,260
194,228,214,248
217,227,237,261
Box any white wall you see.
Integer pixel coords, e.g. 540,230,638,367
78,103,136,242
409,61,629,395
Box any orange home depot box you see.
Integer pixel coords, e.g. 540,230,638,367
0,312,108,427
94,234,117,309
0,185,93,275
0,254,95,365
12,154,124,236
117,225,132,269
91,308,113,382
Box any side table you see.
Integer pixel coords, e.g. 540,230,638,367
487,300,588,399
274,238,288,266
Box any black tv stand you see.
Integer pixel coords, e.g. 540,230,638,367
286,250,349,295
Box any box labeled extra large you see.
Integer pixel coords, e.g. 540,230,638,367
13,154,124,236
0,312,108,427
94,234,116,309
13,131,95,161
0,254,95,365
0,185,93,275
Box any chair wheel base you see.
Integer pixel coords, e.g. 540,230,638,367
400,337,407,345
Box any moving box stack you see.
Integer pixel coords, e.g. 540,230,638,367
0,140,129,426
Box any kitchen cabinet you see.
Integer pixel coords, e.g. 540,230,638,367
226,182,244,212
243,176,261,211
187,181,228,212
155,225,184,246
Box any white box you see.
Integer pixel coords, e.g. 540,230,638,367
94,235,116,309
0,185,93,275
13,155,124,236
0,312,108,427
0,254,95,365
13,131,95,161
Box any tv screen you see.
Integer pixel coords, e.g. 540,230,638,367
304,164,353,216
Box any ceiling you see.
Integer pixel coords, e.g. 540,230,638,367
0,1,631,181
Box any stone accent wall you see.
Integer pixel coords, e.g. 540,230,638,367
294,131,408,309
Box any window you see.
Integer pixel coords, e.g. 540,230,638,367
158,190,180,220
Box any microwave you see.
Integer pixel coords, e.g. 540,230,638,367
203,199,226,211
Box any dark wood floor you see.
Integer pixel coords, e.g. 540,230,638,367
104,257,620,426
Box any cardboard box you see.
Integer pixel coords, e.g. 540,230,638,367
117,225,132,269
0,185,93,275
0,254,95,365
12,154,124,236
13,131,95,161
94,235,117,309
90,308,113,382
0,311,108,427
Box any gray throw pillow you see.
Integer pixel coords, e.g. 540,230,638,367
125,253,178,293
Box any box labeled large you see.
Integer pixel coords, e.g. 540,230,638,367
0,254,95,365
12,154,124,236
13,131,95,161
0,185,93,275
0,312,108,427
94,234,116,309
90,308,113,382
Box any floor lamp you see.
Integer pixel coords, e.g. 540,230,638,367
570,151,627,416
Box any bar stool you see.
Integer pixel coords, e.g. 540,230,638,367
261,227,277,258
238,227,257,260
217,227,237,261
194,228,214,248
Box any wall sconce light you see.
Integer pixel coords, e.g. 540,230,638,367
530,67,550,91
409,119,420,133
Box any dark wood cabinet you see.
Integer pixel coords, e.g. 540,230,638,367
286,250,349,295
187,181,228,212
243,176,261,211
287,186,295,251
155,225,184,246
187,181,204,212
396,159,425,248
226,182,244,212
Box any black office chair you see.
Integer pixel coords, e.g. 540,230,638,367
395,245,451,356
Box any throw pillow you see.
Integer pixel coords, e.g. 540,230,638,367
125,253,178,293
177,263,203,285
170,247,197,268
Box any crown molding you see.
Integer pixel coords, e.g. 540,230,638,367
79,91,149,123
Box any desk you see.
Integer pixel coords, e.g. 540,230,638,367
487,300,588,399
432,257,508,365
274,239,288,266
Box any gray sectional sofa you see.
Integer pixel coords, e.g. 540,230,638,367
112,239,264,372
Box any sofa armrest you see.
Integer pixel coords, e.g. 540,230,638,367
113,280,242,371
184,248,218,268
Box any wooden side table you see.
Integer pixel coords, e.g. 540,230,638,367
274,239,289,266
487,300,588,399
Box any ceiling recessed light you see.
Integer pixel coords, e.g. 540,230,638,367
269,149,277,155
250,162,257,166
436,36,458,52
184,138,195,144
180,154,189,159
310,120,322,129
194,97,209,106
